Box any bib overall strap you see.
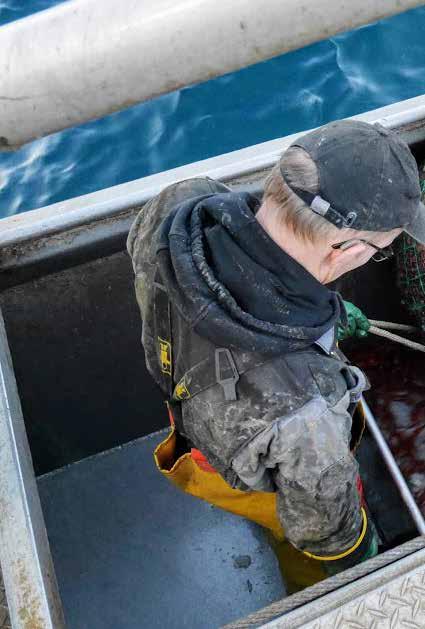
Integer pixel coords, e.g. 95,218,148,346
173,350,274,403
153,270,174,399
153,269,187,435
173,349,240,402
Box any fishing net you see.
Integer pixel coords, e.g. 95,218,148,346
396,175,425,332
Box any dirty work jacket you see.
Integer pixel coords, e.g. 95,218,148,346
127,177,369,557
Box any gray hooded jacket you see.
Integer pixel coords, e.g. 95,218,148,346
127,177,369,555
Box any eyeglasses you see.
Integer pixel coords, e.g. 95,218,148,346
331,238,394,262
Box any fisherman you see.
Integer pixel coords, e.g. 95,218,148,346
127,119,425,591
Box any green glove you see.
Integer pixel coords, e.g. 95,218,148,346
338,301,370,341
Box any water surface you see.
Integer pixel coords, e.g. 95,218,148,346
1,3,425,216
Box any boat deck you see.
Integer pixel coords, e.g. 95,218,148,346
35,426,415,629
37,431,284,629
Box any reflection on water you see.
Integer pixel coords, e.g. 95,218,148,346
349,341,425,513
1,4,425,216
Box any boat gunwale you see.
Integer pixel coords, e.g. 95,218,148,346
1,95,425,251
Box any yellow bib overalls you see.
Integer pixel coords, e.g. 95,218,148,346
154,398,366,593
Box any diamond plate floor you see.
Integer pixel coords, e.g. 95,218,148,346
272,560,425,629
38,430,284,629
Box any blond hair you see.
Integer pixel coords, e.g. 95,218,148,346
263,147,341,243
262,145,396,246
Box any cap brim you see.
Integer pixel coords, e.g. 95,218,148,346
404,201,425,244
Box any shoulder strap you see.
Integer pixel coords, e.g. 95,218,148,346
172,350,272,403
153,268,189,435
153,270,174,399
173,349,240,402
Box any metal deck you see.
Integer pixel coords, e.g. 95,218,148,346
37,431,284,629
35,427,417,629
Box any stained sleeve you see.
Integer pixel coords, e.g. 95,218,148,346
231,394,363,555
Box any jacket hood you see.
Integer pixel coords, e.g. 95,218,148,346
156,191,343,355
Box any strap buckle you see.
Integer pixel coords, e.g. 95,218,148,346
215,348,239,402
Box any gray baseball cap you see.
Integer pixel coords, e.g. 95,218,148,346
280,119,425,244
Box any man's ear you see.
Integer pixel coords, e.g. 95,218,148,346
325,242,367,267
324,247,343,266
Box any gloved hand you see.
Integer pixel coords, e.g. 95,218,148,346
338,301,370,341
322,508,379,576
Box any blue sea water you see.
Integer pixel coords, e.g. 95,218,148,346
1,2,425,216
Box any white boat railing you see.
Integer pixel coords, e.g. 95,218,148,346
0,0,424,149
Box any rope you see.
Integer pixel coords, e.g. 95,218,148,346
352,318,425,352
222,536,425,629
368,320,419,333
368,325,425,353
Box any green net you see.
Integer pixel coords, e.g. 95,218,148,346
396,177,425,332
